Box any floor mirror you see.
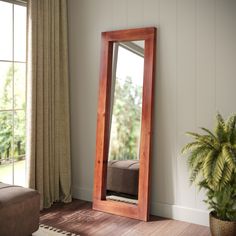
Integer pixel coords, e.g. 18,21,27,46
93,27,156,221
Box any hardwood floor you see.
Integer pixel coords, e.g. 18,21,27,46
40,199,211,236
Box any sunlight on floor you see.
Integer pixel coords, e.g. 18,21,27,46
0,160,26,186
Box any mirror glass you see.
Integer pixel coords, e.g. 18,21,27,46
106,40,144,205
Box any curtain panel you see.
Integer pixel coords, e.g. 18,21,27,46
26,0,72,209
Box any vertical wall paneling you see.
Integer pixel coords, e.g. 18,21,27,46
153,0,177,206
127,0,144,27
98,0,113,32
215,0,236,116
69,0,100,198
68,0,236,226
195,0,215,210
143,0,160,26
112,0,128,29
176,0,196,208
196,0,215,128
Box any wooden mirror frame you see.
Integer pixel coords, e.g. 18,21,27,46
93,27,156,221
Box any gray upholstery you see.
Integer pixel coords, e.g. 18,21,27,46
107,160,139,196
0,182,40,236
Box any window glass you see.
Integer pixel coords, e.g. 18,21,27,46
0,1,13,61
14,63,26,109
0,62,13,110
14,4,27,62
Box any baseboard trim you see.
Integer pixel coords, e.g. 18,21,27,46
150,202,209,226
72,186,209,226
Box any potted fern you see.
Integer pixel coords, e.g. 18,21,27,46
182,113,236,236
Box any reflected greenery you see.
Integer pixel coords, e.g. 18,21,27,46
109,76,142,160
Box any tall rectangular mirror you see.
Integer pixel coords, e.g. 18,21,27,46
93,27,156,221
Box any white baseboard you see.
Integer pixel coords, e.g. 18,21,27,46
151,202,209,226
72,185,209,226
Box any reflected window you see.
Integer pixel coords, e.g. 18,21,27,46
109,42,144,161
0,0,27,186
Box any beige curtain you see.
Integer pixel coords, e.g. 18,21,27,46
26,0,72,209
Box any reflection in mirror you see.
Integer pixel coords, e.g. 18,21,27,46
106,41,144,205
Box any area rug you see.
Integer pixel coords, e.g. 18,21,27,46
33,224,80,236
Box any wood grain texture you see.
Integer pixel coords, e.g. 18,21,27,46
40,199,211,236
93,33,113,201
93,27,156,221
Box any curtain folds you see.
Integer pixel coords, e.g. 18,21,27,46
26,0,72,209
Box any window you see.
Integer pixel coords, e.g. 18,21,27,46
0,0,27,186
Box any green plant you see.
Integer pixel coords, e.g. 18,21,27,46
182,113,236,221
203,178,236,221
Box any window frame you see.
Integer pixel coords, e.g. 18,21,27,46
1,0,26,7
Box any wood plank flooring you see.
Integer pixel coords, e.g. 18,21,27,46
40,199,210,236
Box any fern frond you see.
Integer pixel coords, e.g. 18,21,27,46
200,127,217,140
187,150,199,168
225,114,236,143
187,147,210,169
186,132,212,142
181,141,201,154
186,132,216,149
232,129,236,144
189,162,202,183
220,164,233,188
222,145,236,168
212,153,225,188
186,132,202,139
215,113,227,142
216,112,225,127
198,135,220,150
203,150,216,180
198,180,211,191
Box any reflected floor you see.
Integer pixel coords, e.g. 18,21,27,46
106,195,138,205
106,190,138,205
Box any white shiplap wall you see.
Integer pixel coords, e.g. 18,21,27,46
68,0,236,226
